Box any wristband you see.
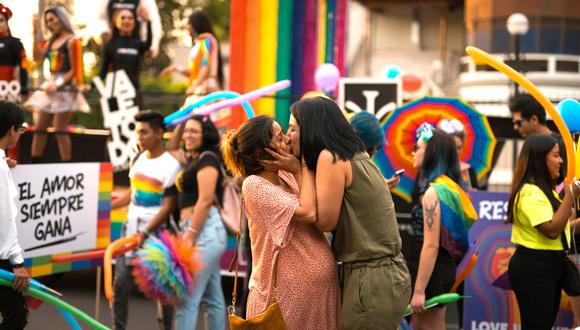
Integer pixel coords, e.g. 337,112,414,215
55,77,65,88
12,262,25,269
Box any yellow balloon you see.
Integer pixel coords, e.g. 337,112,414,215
466,46,576,183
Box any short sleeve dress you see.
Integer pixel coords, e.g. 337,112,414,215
242,170,339,329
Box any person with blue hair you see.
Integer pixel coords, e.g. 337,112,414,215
409,123,475,329
349,111,400,189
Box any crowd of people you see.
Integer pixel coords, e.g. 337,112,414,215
1,1,580,330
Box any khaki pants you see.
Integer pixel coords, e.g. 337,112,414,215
340,254,411,330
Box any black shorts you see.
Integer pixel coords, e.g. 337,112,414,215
408,242,457,304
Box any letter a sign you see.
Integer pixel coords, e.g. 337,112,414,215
338,78,401,123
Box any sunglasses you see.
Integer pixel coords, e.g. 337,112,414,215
512,118,527,127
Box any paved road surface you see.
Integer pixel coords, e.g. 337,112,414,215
25,269,460,329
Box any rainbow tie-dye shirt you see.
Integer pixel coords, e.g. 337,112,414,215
125,152,181,237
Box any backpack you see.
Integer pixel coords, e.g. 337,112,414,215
199,151,245,235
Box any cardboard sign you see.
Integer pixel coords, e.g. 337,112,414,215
11,163,112,276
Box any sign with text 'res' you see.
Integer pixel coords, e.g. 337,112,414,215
465,191,572,329
12,163,102,258
338,78,401,123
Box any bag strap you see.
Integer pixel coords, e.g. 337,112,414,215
198,150,227,209
228,196,244,315
562,231,571,253
228,196,280,316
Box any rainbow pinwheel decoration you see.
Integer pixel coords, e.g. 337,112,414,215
375,97,496,202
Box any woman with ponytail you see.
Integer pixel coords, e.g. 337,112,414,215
221,115,339,329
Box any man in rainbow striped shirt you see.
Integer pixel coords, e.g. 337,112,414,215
110,110,181,330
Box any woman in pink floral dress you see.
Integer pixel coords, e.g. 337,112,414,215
221,115,339,329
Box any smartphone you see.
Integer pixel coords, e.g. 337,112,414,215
395,169,405,176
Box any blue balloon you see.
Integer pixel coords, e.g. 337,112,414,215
57,307,83,330
557,99,580,134
164,91,255,126
383,65,403,79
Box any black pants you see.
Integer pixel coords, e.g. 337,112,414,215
0,260,28,330
508,246,565,330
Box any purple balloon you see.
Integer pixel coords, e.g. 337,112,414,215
315,63,340,92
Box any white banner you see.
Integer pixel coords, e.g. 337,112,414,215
11,163,100,258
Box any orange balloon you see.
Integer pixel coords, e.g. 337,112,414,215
402,74,422,93
104,236,139,307
466,46,575,183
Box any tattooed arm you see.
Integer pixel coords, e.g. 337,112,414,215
410,187,441,314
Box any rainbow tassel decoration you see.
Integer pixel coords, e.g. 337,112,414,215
430,175,477,262
132,230,204,305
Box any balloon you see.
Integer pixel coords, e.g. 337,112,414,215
52,242,138,264
0,278,110,330
466,46,575,184
402,73,422,93
315,64,340,92
381,64,402,79
0,269,61,296
164,90,255,126
104,236,139,306
57,307,83,330
404,293,466,316
171,80,291,125
557,99,580,134
450,254,478,293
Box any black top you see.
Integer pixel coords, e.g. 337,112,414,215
100,21,152,92
0,36,28,94
107,0,140,22
45,38,72,75
177,151,224,211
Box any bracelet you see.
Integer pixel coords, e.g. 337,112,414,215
143,228,151,237
55,77,65,88
187,227,199,235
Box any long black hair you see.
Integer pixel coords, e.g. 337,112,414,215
506,134,560,224
188,115,220,155
188,10,224,89
412,129,462,202
290,97,365,171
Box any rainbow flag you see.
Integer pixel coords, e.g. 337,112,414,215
430,175,477,262
228,0,347,130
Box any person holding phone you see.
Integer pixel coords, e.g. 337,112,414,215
349,111,401,189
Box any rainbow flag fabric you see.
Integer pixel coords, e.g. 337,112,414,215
131,173,164,207
430,175,477,262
